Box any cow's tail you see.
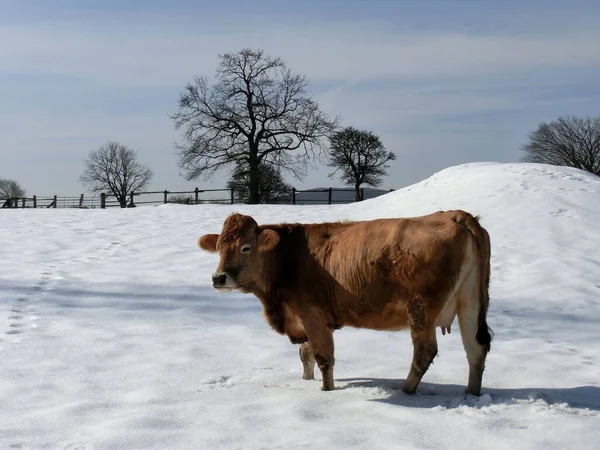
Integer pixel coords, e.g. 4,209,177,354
454,212,493,352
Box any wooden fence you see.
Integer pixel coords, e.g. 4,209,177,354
2,186,393,209
0,195,98,209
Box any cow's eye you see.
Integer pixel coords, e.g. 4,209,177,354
241,245,251,254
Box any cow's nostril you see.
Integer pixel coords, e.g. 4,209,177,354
212,273,227,286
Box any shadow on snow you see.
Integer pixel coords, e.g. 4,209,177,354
0,279,261,316
337,377,600,412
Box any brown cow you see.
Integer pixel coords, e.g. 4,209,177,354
198,210,493,396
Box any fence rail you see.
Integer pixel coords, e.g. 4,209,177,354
2,186,393,209
1,194,107,209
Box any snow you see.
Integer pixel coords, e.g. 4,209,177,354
1,161,600,449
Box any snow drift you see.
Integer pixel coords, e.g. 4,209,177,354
1,162,599,449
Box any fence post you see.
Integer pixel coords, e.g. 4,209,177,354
101,193,106,209
194,187,199,204
328,187,332,205
53,195,57,208
360,187,364,202
79,194,84,208
128,191,135,207
230,187,234,204
163,190,168,204
22,198,26,208
33,195,37,208
292,188,296,205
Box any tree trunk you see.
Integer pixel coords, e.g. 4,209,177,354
118,196,127,208
248,151,260,204
355,183,361,202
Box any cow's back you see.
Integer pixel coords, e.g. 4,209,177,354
302,213,473,330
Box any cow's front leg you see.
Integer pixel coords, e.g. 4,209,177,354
284,303,308,345
299,342,315,380
303,321,335,391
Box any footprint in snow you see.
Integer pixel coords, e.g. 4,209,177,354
6,300,27,337
550,208,567,217
5,268,53,338
64,438,94,450
202,375,235,390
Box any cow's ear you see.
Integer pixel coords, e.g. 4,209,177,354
258,229,279,253
198,234,219,252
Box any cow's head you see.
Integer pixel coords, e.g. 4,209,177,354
198,213,279,292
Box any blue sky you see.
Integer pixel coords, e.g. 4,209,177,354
1,0,599,196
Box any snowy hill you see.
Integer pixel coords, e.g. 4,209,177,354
1,162,599,449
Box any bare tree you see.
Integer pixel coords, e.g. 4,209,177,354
227,161,292,204
79,141,154,208
326,126,396,201
0,178,25,199
521,115,600,176
170,48,339,204
0,178,26,207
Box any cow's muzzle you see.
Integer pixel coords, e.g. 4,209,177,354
212,273,227,286
211,272,235,292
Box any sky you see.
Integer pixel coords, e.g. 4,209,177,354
1,0,600,196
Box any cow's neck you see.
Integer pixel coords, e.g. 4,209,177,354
255,222,333,308
250,225,306,333
249,282,287,334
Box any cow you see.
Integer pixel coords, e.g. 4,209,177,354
198,210,493,396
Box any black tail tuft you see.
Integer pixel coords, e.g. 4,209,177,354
476,319,493,353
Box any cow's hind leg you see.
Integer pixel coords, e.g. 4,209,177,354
403,296,439,394
403,325,438,394
456,265,491,396
457,301,488,396
299,342,315,380
455,213,492,396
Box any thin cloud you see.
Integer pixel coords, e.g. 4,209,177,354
1,16,599,87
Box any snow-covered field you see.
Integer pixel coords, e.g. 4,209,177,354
1,162,599,449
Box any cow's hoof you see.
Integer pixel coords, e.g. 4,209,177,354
466,388,481,396
401,384,417,395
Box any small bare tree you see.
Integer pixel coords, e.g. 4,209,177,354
521,115,600,176
0,178,26,207
227,162,292,204
79,141,154,208
0,178,25,199
170,48,339,204
327,126,396,201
